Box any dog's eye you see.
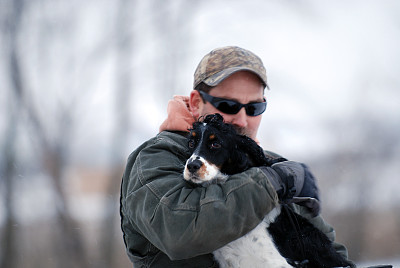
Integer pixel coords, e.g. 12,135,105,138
188,140,195,148
210,142,221,149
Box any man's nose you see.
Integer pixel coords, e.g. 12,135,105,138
230,108,248,129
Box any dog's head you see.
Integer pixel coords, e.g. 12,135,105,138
183,113,270,185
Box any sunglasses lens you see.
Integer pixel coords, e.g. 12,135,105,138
245,102,267,116
214,100,241,114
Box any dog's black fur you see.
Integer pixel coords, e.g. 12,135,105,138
186,113,355,268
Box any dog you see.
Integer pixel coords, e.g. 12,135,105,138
183,113,355,268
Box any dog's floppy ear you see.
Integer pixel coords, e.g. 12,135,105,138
235,135,268,167
235,135,285,167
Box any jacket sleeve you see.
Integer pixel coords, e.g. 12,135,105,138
121,132,280,260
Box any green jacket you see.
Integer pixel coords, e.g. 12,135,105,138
120,131,348,267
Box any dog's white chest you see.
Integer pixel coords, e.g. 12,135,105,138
212,207,291,268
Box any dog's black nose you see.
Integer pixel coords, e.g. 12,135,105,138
187,159,203,173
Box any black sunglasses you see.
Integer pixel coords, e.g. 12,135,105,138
198,91,267,116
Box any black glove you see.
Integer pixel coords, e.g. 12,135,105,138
291,164,320,216
260,161,320,216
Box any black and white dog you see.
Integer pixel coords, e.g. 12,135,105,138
183,113,355,268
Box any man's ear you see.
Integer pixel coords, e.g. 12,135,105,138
189,90,203,119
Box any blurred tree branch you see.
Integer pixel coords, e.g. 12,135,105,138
1,0,24,267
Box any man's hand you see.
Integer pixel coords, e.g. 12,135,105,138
292,164,320,216
260,161,320,217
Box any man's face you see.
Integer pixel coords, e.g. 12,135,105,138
191,71,265,140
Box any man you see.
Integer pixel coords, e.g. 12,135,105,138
120,46,349,267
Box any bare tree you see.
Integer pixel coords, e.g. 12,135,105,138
1,60,19,268
98,0,136,267
1,1,90,267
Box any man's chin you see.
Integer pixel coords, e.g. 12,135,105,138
234,127,253,138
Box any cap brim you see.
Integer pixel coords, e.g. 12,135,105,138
202,67,269,89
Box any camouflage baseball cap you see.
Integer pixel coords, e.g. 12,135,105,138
193,46,269,89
